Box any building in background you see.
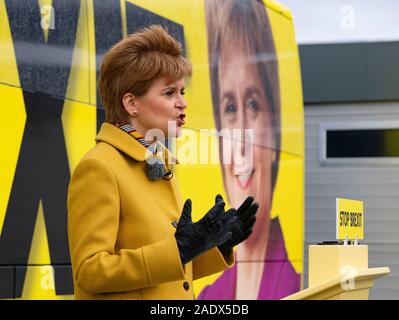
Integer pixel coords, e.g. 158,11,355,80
280,0,399,299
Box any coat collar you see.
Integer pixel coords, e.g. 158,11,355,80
95,123,179,165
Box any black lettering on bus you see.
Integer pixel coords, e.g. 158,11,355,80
0,0,80,298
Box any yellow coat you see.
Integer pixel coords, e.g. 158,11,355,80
67,123,234,300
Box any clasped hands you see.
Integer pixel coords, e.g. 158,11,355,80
174,194,259,264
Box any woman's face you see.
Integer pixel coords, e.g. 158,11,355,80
218,48,276,234
133,77,187,138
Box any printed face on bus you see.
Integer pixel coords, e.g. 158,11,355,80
218,44,276,239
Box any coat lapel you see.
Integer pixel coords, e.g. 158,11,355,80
95,123,179,166
96,123,147,161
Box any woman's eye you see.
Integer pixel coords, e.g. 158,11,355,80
247,98,259,113
180,91,185,96
225,103,237,114
165,91,174,96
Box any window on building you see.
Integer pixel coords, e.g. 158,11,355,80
326,129,399,158
319,122,399,165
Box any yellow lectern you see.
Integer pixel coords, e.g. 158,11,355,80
283,198,390,300
283,245,390,300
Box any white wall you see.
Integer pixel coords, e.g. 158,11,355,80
304,102,399,299
278,0,399,44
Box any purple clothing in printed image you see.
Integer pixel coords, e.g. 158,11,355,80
197,218,300,300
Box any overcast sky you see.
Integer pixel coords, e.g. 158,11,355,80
278,0,399,44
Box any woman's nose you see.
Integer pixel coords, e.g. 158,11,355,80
235,113,253,157
176,96,188,110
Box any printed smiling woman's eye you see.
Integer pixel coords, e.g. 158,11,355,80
247,98,259,112
246,98,261,119
224,102,237,122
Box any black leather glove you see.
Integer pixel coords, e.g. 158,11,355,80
217,195,259,256
174,197,237,264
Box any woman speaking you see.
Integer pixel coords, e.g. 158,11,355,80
67,25,258,300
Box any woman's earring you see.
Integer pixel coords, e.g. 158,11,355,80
132,111,137,117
